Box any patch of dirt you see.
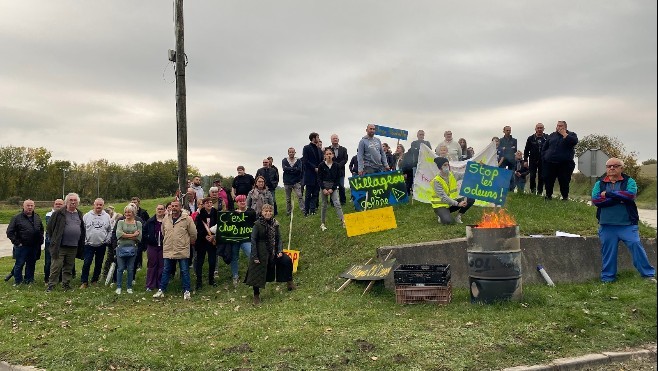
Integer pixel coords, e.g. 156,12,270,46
223,343,253,354
355,339,375,352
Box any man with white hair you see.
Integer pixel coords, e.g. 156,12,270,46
46,193,86,292
80,198,112,288
7,199,44,285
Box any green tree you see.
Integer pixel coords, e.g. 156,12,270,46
642,159,657,165
575,134,640,179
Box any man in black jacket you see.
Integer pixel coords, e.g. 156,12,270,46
329,134,348,205
523,123,547,195
7,199,44,285
542,120,578,200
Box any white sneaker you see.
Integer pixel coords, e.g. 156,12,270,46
152,289,165,298
455,214,463,224
126,289,133,294
115,288,121,295
320,223,327,231
183,290,191,300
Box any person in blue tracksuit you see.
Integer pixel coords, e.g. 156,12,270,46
591,157,655,283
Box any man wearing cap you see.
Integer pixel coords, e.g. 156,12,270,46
592,157,656,283
430,157,475,224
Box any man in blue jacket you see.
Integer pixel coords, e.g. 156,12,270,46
542,120,578,200
591,158,655,283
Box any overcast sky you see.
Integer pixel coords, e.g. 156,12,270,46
1,1,656,178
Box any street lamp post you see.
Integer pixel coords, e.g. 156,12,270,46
96,169,100,198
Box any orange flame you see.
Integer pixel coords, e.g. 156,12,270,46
476,208,516,228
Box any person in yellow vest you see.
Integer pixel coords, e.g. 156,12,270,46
430,157,475,224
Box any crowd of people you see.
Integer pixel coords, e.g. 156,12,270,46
5,120,654,303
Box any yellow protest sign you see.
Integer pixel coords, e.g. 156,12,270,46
344,206,397,237
283,249,300,273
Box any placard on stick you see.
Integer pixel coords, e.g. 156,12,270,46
459,162,514,205
340,259,397,280
282,249,300,273
348,171,408,211
344,206,397,237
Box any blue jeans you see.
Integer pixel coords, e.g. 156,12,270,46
116,255,136,289
230,242,252,279
81,244,106,284
160,258,190,292
599,224,656,282
13,246,37,284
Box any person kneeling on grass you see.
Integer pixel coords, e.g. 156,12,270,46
430,157,475,224
243,204,295,305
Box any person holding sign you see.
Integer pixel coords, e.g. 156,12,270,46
244,204,295,305
229,195,255,286
318,148,346,231
430,157,475,224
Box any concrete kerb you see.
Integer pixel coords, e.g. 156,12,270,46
502,343,657,371
0,362,44,371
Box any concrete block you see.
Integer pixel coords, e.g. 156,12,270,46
551,353,610,370
378,236,657,289
601,350,636,362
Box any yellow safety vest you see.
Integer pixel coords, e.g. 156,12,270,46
430,173,458,209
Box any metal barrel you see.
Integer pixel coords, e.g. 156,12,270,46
465,225,523,303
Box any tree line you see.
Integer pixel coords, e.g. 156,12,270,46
0,146,227,204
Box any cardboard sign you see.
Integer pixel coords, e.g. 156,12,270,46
282,249,300,273
340,259,397,280
344,206,397,237
216,211,256,243
459,162,514,205
348,171,408,211
374,125,408,140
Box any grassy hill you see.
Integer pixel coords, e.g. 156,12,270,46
0,192,655,370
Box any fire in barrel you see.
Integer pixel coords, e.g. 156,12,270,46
466,209,522,304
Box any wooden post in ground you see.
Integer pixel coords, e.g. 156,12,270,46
174,0,188,194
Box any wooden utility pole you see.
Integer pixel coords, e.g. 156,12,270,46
174,0,188,195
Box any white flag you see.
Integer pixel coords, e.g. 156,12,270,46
413,141,499,204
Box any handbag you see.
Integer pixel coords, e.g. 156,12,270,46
216,243,233,265
117,244,136,258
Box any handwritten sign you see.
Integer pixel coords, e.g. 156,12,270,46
344,206,397,237
459,162,513,205
340,259,397,280
216,211,256,243
349,170,408,211
374,125,408,140
282,249,300,273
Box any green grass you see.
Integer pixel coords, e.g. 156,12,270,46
0,192,656,370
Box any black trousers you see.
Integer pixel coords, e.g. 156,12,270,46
543,160,575,200
528,160,544,194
